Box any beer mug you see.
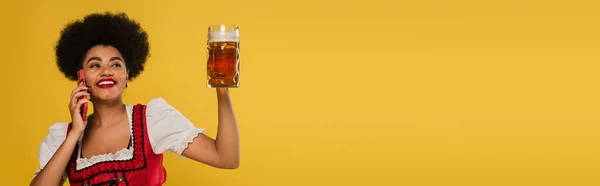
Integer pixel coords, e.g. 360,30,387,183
206,24,240,88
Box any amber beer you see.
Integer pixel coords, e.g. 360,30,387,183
207,24,240,88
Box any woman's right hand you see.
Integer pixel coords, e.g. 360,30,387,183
69,86,90,135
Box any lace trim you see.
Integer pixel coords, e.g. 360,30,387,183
76,147,134,170
173,128,205,157
73,105,135,170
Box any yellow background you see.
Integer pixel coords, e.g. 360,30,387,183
0,0,598,185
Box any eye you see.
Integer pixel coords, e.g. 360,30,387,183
90,64,100,68
112,63,122,67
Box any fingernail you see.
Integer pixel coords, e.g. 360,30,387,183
85,86,91,88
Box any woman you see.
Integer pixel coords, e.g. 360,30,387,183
30,12,240,186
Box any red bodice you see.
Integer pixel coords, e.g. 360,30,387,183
66,104,166,186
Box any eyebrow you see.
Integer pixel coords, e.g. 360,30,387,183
86,57,101,64
86,57,124,64
110,57,124,62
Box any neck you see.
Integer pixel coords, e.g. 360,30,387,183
90,98,126,128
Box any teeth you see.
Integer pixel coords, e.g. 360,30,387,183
98,81,115,85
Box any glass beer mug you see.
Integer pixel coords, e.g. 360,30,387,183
206,24,240,88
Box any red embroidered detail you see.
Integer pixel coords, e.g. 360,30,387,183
65,104,166,185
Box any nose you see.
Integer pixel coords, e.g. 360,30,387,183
99,67,113,77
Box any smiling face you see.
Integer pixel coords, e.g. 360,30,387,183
81,45,128,102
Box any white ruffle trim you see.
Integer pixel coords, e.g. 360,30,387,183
76,147,134,170
74,105,135,170
173,128,205,157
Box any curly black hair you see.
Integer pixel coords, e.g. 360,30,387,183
55,12,150,81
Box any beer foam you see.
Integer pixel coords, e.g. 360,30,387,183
208,31,239,42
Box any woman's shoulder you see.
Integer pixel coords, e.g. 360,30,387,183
45,122,70,136
137,97,181,117
126,98,172,112
39,122,70,149
130,97,170,108
146,97,169,107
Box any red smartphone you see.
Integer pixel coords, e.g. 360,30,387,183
77,69,88,121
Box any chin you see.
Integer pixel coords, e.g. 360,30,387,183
92,94,122,102
91,88,123,101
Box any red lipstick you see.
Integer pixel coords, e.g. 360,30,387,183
96,78,116,89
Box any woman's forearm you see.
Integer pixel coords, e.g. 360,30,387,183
30,131,81,186
214,88,240,168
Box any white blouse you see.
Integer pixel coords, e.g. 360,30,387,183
34,98,205,176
